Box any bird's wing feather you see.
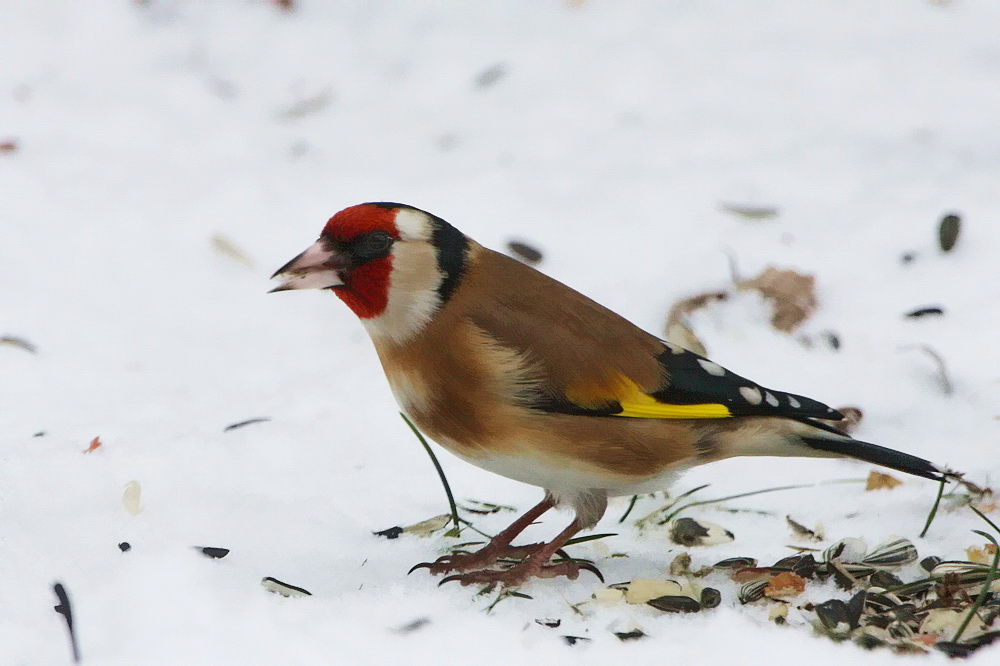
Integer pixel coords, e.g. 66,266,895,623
462,248,841,422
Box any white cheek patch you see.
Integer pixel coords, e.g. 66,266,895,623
393,208,432,241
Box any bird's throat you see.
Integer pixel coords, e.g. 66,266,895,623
333,257,392,319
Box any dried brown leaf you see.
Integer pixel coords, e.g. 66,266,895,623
737,267,817,333
866,470,904,491
663,291,727,355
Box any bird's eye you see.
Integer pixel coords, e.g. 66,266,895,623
352,230,394,261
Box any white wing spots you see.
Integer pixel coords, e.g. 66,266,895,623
788,395,801,409
393,208,433,241
764,391,780,407
697,359,726,377
739,386,763,405
670,344,686,355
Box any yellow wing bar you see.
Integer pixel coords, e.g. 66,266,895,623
566,373,733,419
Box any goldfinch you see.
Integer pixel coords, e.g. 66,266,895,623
272,202,947,588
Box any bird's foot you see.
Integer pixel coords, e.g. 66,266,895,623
439,557,603,589
409,542,547,576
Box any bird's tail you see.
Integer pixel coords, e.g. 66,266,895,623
707,417,952,482
798,433,945,481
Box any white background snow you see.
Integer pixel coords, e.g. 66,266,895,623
2,1,999,664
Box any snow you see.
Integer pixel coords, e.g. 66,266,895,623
2,0,999,663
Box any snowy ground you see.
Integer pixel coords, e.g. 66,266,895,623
2,1,999,664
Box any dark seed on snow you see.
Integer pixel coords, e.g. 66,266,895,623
920,555,942,572
199,547,230,559
118,542,131,552
647,595,702,613
562,635,590,646
814,599,852,635
739,580,769,605
869,570,903,589
714,556,757,570
700,587,722,609
905,306,944,318
373,526,404,539
535,618,561,628
614,630,646,641
938,213,961,252
506,240,544,264
261,577,311,598
223,417,271,432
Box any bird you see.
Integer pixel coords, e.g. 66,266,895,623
271,202,949,588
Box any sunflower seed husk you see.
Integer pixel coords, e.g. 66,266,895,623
920,556,942,572
845,590,866,629
865,590,905,613
700,587,722,609
261,577,311,598
869,570,903,589
714,556,757,571
814,599,852,636
823,537,867,564
669,517,734,547
647,595,702,613
624,579,683,604
506,240,544,264
938,213,961,252
739,579,769,604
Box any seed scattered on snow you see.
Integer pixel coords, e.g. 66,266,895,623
223,417,271,432
118,542,131,552
785,515,823,542
719,203,779,220
122,481,143,515
920,555,942,572
905,306,944,318
614,629,647,641
647,595,702,613
592,587,626,605
623,578,682,604
506,240,543,264
713,556,757,571
814,599,852,637
0,335,37,353
700,587,721,609
261,577,311,598
198,547,230,559
373,526,404,539
769,603,789,625
862,538,918,569
823,537,867,564
738,580,769,604
938,213,961,252
534,618,561,628
669,517,734,547
82,437,102,454
402,514,452,537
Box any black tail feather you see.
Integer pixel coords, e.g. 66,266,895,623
801,436,944,481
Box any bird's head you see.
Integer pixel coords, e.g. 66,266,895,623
271,202,470,341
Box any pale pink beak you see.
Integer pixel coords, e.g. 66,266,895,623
270,239,345,292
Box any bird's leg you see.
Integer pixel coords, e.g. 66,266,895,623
410,495,556,576
440,517,601,588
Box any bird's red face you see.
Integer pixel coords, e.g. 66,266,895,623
271,203,402,318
